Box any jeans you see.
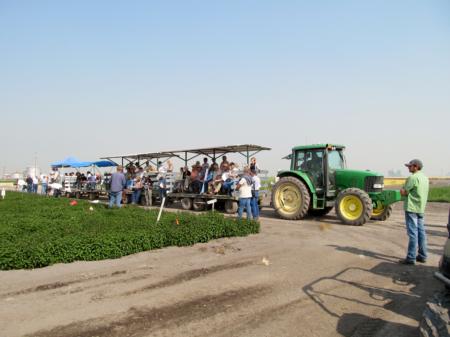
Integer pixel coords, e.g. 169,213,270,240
109,191,123,208
251,190,260,219
41,183,48,195
238,198,252,221
223,180,237,195
144,188,153,206
27,184,33,193
132,189,142,204
405,211,427,261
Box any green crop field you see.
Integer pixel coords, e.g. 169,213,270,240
0,179,15,183
0,192,259,270
428,186,450,203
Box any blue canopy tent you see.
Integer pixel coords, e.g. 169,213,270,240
51,157,92,168
91,160,117,168
51,157,116,169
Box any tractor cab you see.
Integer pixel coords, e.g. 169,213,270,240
289,144,346,196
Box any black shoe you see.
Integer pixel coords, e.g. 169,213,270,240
398,259,415,265
416,256,427,263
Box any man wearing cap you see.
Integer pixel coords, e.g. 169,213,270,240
399,159,429,265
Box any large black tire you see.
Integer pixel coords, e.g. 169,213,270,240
419,290,450,337
335,188,373,226
181,198,193,210
371,204,393,221
224,200,238,214
308,207,334,217
272,176,310,220
192,198,206,211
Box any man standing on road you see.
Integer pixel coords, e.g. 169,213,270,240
399,159,429,265
250,169,261,221
236,168,253,221
109,166,126,208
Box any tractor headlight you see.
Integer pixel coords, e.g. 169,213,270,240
373,183,384,189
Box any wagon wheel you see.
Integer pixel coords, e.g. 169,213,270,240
181,198,193,210
224,200,238,214
192,198,206,211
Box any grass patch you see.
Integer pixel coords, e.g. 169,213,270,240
429,186,450,203
0,179,15,183
0,192,259,270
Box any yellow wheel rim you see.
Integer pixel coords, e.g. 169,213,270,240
275,183,301,214
372,202,385,216
339,195,363,221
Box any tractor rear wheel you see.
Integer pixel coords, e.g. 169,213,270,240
335,188,372,226
371,203,393,221
272,176,310,220
308,207,334,217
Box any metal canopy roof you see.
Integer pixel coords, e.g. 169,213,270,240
101,144,271,165
292,144,345,151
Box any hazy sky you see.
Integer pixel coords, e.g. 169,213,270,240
1,1,449,176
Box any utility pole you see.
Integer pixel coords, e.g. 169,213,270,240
34,152,37,177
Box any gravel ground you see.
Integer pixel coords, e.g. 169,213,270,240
0,202,449,337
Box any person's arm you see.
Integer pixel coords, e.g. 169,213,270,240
400,176,416,196
236,178,244,190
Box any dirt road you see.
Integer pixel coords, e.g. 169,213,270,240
0,203,449,337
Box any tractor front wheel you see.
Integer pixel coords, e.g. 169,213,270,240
272,176,310,220
335,188,372,226
371,202,393,221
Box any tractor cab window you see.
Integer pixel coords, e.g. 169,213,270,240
304,150,323,172
305,150,324,189
295,150,324,189
328,150,345,170
294,152,305,171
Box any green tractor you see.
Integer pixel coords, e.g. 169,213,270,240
272,144,402,225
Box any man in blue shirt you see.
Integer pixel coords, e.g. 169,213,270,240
109,166,126,208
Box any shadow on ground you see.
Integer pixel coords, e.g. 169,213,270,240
304,245,442,337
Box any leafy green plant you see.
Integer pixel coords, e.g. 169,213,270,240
0,192,259,270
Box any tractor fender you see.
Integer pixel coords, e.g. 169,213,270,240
277,171,316,195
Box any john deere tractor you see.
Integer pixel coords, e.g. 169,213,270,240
272,144,401,225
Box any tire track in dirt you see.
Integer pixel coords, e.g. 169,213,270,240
120,260,256,297
60,260,256,298
24,285,272,337
2,260,257,301
0,270,128,299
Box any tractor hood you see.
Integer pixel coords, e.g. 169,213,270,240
334,169,384,192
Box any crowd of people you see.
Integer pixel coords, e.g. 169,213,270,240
16,156,263,221
19,169,62,195
107,156,263,220
19,169,105,196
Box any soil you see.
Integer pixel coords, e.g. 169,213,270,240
0,202,449,337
